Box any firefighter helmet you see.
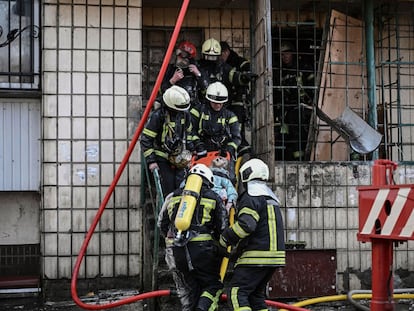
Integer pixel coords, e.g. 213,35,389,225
163,85,191,111
189,163,214,186
205,81,228,104
280,41,294,52
202,38,221,60
240,158,269,182
177,41,197,59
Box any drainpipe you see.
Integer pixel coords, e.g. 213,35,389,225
365,0,379,160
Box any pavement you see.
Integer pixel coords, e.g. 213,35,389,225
0,290,147,311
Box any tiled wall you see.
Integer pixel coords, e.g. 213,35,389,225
275,162,414,292
41,0,143,279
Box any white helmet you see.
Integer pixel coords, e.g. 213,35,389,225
239,158,269,182
190,163,214,186
202,38,221,60
163,85,191,111
206,81,228,104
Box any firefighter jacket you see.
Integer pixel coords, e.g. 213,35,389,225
159,183,227,242
161,63,208,107
199,59,250,104
190,103,241,158
219,181,286,267
140,105,196,167
225,51,252,104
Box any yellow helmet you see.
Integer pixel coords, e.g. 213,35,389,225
202,38,221,60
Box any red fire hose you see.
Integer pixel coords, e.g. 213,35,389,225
70,0,191,309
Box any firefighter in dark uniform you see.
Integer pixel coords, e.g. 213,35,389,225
274,41,314,161
159,164,228,311
161,41,208,107
220,41,254,157
199,38,253,109
190,81,241,183
140,85,196,197
219,158,286,311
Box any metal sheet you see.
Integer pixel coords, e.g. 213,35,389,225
0,100,40,191
268,249,337,299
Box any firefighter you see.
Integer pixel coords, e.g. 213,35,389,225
159,164,227,311
140,85,195,197
274,40,314,161
199,38,253,107
190,81,241,183
220,41,254,157
161,40,207,107
219,158,286,311
157,190,192,311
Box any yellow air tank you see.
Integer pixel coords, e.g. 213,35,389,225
174,173,203,238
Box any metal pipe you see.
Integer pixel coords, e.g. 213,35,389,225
364,0,379,159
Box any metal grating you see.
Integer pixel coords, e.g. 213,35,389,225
0,244,40,277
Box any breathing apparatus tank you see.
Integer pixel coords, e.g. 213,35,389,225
174,164,214,244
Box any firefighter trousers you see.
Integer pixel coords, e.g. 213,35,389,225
226,265,276,311
173,240,223,311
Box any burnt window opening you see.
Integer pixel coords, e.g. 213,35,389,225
272,26,323,161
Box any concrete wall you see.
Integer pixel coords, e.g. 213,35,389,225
0,192,40,245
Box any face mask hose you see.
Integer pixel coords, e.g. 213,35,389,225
70,1,191,309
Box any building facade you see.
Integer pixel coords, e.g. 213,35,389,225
0,0,413,300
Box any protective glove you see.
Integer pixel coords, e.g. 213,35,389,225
219,149,228,158
217,237,230,258
226,146,235,159
240,72,258,84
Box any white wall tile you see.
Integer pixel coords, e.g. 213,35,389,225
101,96,114,116
58,28,72,49
86,256,99,277
86,118,99,139
44,210,58,232
43,163,57,185
43,5,57,26
73,72,86,94
44,72,58,94
72,95,86,116
72,118,86,140
115,209,128,231
73,5,86,26
59,5,72,26
101,29,114,50
115,255,128,275
43,257,58,279
102,7,114,28
101,141,114,162
58,164,72,186
86,95,100,116
115,30,127,50
58,72,71,94
100,51,114,72
114,7,127,28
